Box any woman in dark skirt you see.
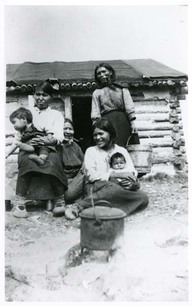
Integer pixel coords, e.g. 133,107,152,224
91,62,140,147
12,81,68,218
58,118,85,204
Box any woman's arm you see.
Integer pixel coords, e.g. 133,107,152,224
91,90,101,123
122,88,137,131
84,147,111,182
49,113,64,144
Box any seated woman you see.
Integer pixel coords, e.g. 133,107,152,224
11,80,68,218
65,118,149,220
58,118,85,204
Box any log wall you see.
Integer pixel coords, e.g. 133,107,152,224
5,89,187,200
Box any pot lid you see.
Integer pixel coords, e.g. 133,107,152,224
79,206,126,220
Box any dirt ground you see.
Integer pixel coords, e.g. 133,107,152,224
5,172,188,302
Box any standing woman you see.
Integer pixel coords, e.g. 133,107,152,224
13,81,67,218
65,118,148,220
91,62,139,147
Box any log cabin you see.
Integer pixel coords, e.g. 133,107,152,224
5,59,188,200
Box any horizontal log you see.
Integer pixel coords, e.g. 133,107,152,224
135,102,169,114
134,100,168,107
140,137,173,147
135,109,169,114
138,130,182,138
136,113,182,122
136,121,183,131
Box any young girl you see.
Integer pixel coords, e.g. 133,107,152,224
6,107,56,166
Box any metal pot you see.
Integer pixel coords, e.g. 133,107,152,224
79,200,126,251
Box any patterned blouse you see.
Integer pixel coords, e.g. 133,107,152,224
91,86,136,123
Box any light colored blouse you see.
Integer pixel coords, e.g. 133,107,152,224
91,86,136,123
84,144,137,182
31,106,64,143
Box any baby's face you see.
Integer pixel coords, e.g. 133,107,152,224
112,158,126,170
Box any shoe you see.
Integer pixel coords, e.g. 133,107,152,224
65,205,79,220
11,205,29,218
52,204,65,217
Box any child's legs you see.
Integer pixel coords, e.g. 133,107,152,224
29,147,50,165
38,146,50,161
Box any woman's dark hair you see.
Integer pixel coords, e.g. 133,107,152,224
34,81,54,96
109,152,126,167
64,118,74,128
10,107,33,124
93,118,116,146
94,62,116,84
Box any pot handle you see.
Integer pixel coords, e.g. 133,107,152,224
94,200,112,208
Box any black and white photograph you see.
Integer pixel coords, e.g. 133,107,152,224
2,1,189,303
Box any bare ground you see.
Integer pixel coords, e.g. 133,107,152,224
5,172,188,302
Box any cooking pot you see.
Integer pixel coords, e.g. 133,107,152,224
79,200,126,251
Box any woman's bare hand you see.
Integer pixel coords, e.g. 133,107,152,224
130,120,138,133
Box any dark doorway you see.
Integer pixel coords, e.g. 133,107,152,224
72,97,94,153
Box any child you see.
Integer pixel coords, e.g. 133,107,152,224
109,152,140,191
6,107,56,165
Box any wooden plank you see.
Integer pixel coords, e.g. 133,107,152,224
63,96,72,120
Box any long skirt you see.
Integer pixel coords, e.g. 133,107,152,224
103,111,132,147
78,180,149,216
16,151,68,200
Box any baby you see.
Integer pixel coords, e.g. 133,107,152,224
6,107,56,165
109,152,140,191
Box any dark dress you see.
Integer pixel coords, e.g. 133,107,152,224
57,141,85,203
16,150,68,200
